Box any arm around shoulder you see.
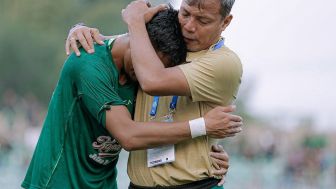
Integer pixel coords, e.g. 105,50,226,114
105,104,243,151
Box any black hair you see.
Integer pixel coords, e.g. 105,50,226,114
146,5,187,66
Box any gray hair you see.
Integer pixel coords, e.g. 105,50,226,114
219,0,235,17
184,0,235,17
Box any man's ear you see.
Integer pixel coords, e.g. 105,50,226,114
221,14,233,31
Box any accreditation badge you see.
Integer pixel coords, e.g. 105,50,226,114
147,114,175,167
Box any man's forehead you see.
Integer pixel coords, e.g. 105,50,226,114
182,0,221,14
184,0,206,7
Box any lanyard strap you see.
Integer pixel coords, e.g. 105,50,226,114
150,96,178,118
150,96,160,117
213,38,224,50
169,96,178,110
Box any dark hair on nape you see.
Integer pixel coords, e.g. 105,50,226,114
146,5,187,66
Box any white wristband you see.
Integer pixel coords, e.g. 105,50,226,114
189,117,206,138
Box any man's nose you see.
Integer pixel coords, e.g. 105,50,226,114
183,18,196,33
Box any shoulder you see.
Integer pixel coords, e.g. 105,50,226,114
207,46,241,69
64,44,115,80
180,46,242,79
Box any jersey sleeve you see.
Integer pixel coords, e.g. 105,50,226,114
71,54,125,128
179,48,243,106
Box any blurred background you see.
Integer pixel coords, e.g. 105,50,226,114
0,0,335,188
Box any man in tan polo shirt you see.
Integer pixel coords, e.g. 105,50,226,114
123,1,242,188
66,0,242,188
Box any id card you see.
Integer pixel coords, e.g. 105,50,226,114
147,115,175,167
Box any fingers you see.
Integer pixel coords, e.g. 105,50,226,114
138,0,152,7
65,38,71,56
211,157,229,169
212,161,220,170
153,3,169,11
77,32,91,54
83,29,95,54
212,168,227,176
144,4,169,23
213,126,242,138
224,133,237,138
211,168,227,186
220,114,243,126
210,147,228,186
145,0,151,7
229,122,243,131
223,125,242,137
211,145,228,160
211,144,224,153
210,153,229,169
69,37,81,56
210,151,221,170
210,144,229,184
65,25,105,56
218,176,226,186
229,114,243,122
91,28,104,45
123,0,169,24
204,105,243,139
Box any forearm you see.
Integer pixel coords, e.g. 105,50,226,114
123,121,191,151
106,106,191,151
106,106,242,151
127,21,165,87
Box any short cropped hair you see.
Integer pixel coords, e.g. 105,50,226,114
146,5,187,66
185,0,235,18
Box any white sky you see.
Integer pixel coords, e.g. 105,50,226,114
172,0,336,130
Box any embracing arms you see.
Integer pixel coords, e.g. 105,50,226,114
65,4,191,96
106,105,242,151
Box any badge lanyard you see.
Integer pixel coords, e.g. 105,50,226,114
147,96,178,167
213,38,224,50
150,96,178,120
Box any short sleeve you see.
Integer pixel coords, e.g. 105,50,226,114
179,47,243,105
72,54,125,128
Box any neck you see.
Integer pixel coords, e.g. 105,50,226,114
110,34,130,85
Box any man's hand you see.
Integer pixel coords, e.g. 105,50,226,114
121,0,168,25
204,105,243,138
65,25,104,56
210,144,229,186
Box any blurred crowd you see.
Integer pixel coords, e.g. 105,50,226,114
222,121,336,189
0,89,45,169
0,89,335,189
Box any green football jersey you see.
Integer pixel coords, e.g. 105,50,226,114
22,40,136,189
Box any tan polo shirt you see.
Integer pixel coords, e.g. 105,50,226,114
127,39,243,186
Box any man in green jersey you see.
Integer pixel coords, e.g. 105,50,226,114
22,7,242,189
67,0,243,188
